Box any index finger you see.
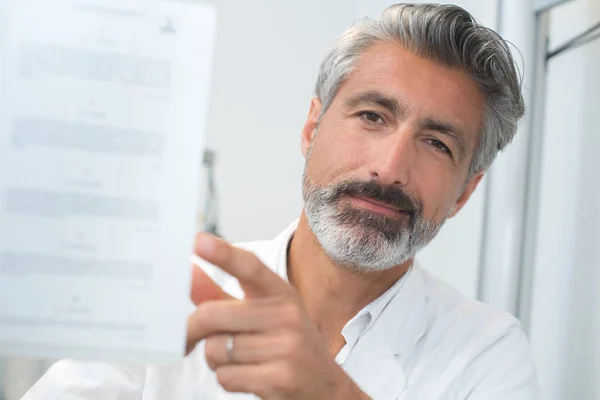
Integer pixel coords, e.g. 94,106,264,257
194,233,290,298
189,264,235,305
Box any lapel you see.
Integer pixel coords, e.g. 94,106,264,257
342,265,428,400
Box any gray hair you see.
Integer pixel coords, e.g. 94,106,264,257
315,3,525,177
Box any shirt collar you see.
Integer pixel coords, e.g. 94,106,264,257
361,265,413,326
273,219,297,281
272,219,425,355
267,220,427,400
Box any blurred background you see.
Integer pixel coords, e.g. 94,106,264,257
1,0,599,399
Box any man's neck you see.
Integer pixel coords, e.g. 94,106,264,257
287,212,411,352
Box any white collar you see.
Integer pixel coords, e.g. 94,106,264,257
270,219,426,355
267,219,427,398
215,220,427,398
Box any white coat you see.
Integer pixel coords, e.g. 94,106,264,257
23,221,538,399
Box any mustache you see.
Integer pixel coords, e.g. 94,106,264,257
329,180,421,216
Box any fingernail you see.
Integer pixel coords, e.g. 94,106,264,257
196,234,215,255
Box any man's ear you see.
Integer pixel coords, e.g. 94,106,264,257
448,172,484,219
301,97,322,158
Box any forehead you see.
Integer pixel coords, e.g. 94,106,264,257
335,42,485,145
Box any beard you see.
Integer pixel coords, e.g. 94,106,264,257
302,171,446,272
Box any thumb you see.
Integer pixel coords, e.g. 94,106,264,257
190,265,234,305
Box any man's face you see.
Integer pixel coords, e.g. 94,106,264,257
301,42,485,272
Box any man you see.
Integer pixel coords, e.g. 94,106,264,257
24,3,537,400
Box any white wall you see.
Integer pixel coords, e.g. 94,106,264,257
528,0,600,399
205,0,498,299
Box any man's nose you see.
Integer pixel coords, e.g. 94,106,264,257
369,130,414,186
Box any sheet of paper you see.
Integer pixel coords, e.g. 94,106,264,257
0,0,216,364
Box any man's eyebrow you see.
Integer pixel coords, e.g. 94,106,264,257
422,118,469,160
344,90,405,116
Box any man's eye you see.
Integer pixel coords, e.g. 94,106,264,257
358,111,384,125
426,139,452,155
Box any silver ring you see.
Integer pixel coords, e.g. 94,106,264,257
226,334,235,363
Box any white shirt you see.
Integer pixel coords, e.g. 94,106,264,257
23,221,538,400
